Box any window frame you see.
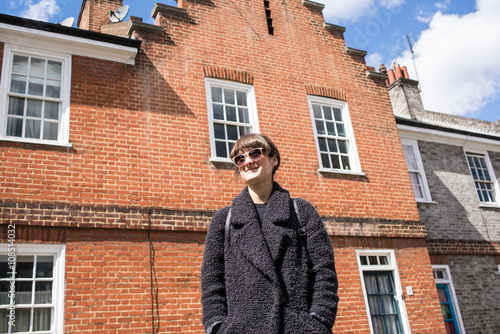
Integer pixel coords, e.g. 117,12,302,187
432,265,465,334
400,139,433,203
464,150,500,206
205,78,259,163
0,44,72,147
356,249,411,334
307,95,362,175
0,243,65,333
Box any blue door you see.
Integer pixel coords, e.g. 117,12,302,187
436,284,460,334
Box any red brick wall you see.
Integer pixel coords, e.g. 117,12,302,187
0,0,419,224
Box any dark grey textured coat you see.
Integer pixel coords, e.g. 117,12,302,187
201,183,339,334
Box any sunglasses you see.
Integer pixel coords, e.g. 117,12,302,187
232,148,264,167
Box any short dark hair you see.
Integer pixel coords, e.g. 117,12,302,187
230,133,281,175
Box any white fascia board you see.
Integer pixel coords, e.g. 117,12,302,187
397,124,500,153
0,23,138,65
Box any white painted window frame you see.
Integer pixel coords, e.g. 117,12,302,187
0,44,72,147
307,95,363,175
205,78,259,163
432,265,466,334
0,243,65,333
400,138,433,202
463,149,500,207
356,249,411,334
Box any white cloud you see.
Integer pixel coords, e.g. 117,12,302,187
396,0,500,118
366,52,384,68
20,0,60,22
317,0,405,23
435,0,452,10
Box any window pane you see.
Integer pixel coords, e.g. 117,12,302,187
239,127,250,136
315,120,325,135
336,123,346,137
341,156,350,170
333,108,342,121
226,106,237,122
46,79,61,98
321,153,330,168
25,119,41,139
228,141,235,155
224,88,235,104
47,60,62,80
12,55,29,74
318,137,327,151
0,256,9,279
28,77,44,96
364,275,378,294
8,96,25,116
0,282,10,305
379,256,388,265
27,99,42,117
35,281,52,304
386,315,399,334
12,308,30,332
45,101,59,120
33,308,52,331
43,122,58,141
6,118,23,137
312,104,322,119
369,256,378,265
30,57,46,76
227,125,238,140
338,140,348,154
213,104,224,120
0,309,7,333
16,256,34,278
382,295,395,313
360,256,368,265
215,141,227,158
236,91,247,106
331,155,341,169
326,122,336,136
323,106,333,120
371,315,385,334
368,296,382,315
238,107,249,123
211,87,222,103
10,74,27,94
36,256,54,278
214,123,225,139
15,281,33,304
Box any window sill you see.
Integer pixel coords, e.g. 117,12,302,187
479,202,500,209
416,200,436,204
318,168,366,177
209,157,235,167
0,137,73,148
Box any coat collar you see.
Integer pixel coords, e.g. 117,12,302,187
230,182,292,227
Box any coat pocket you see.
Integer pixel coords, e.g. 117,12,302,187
283,307,332,334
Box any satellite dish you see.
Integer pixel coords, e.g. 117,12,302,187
109,5,129,23
60,17,75,27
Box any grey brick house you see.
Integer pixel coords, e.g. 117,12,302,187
385,64,500,334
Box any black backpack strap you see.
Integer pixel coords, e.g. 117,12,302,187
225,206,232,241
293,198,306,237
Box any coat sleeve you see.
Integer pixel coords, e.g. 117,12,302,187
201,206,230,333
297,199,339,328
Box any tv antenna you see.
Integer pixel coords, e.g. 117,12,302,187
404,34,421,91
109,5,129,23
59,17,75,27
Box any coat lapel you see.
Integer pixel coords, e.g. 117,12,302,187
229,183,294,283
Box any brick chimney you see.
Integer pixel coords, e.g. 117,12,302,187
386,64,424,119
77,0,123,32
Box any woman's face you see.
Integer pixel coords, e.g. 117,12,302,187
236,148,278,186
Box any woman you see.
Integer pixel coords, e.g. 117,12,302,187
201,134,339,334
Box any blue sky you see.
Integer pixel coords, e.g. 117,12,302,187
1,0,499,122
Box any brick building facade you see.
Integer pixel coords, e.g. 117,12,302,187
1,1,445,333
387,65,500,334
